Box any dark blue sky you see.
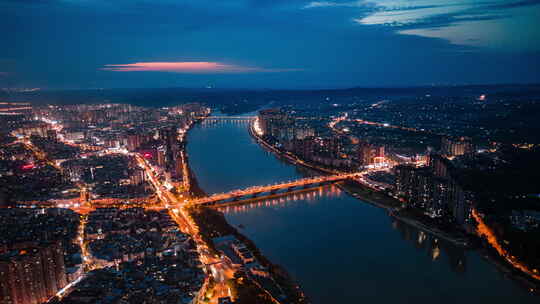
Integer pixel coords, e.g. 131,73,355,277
1,0,539,89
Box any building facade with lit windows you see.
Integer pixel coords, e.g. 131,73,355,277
394,157,474,226
358,142,385,167
441,136,474,157
0,241,67,304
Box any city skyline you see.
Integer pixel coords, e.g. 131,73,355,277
2,1,540,303
2,92,540,303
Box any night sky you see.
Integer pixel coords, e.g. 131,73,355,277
1,0,539,89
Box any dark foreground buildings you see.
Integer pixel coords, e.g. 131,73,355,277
0,241,67,304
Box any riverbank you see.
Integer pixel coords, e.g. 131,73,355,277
391,210,472,247
248,119,476,248
184,114,539,303
184,116,309,304
337,179,400,210
187,205,309,304
248,120,340,175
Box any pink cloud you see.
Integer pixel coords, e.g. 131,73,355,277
101,61,302,73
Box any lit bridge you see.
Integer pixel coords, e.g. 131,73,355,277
198,116,255,120
191,173,360,206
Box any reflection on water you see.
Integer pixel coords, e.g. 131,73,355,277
200,118,251,127
218,183,469,276
391,217,467,274
187,116,539,303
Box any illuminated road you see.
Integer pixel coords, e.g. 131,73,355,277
191,173,361,206
180,150,191,193
25,112,538,303
20,139,63,172
134,153,234,303
328,113,447,137
197,116,255,120
472,208,540,281
25,115,252,303
328,115,540,283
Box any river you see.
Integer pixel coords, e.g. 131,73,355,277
186,118,538,303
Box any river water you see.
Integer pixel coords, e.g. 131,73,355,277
186,119,538,304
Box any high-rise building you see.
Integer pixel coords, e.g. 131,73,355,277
159,127,177,148
173,152,184,180
321,137,342,158
292,138,315,160
394,161,473,224
156,146,167,167
441,137,474,157
429,153,452,179
15,122,51,138
46,129,57,141
126,130,152,151
258,109,292,138
358,142,385,166
127,133,142,151
0,242,67,304
131,168,146,185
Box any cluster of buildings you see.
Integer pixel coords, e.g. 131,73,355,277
357,142,385,168
13,122,53,138
0,142,35,165
258,109,315,142
0,208,82,304
0,102,34,132
348,93,540,147
33,104,155,131
257,108,484,231
54,207,205,304
1,102,212,303
509,210,540,232
30,136,80,160
1,102,209,207
62,154,152,200
394,155,474,227
31,102,206,149
213,236,262,272
0,242,68,304
131,125,187,182
54,258,204,304
0,140,75,204
393,137,478,226
85,208,198,266
258,109,388,171
441,137,475,158
258,107,488,229
213,235,285,302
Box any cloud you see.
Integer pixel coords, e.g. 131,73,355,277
302,1,363,9
488,0,540,9
101,62,302,73
356,1,475,27
0,72,8,77
346,1,540,50
355,1,540,28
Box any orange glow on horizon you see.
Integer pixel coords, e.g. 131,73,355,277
102,61,302,73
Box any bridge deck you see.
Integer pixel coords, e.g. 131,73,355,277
197,116,256,119
192,173,359,206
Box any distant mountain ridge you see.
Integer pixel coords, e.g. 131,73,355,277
3,83,539,108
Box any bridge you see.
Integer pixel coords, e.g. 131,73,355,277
198,116,255,120
190,173,360,206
